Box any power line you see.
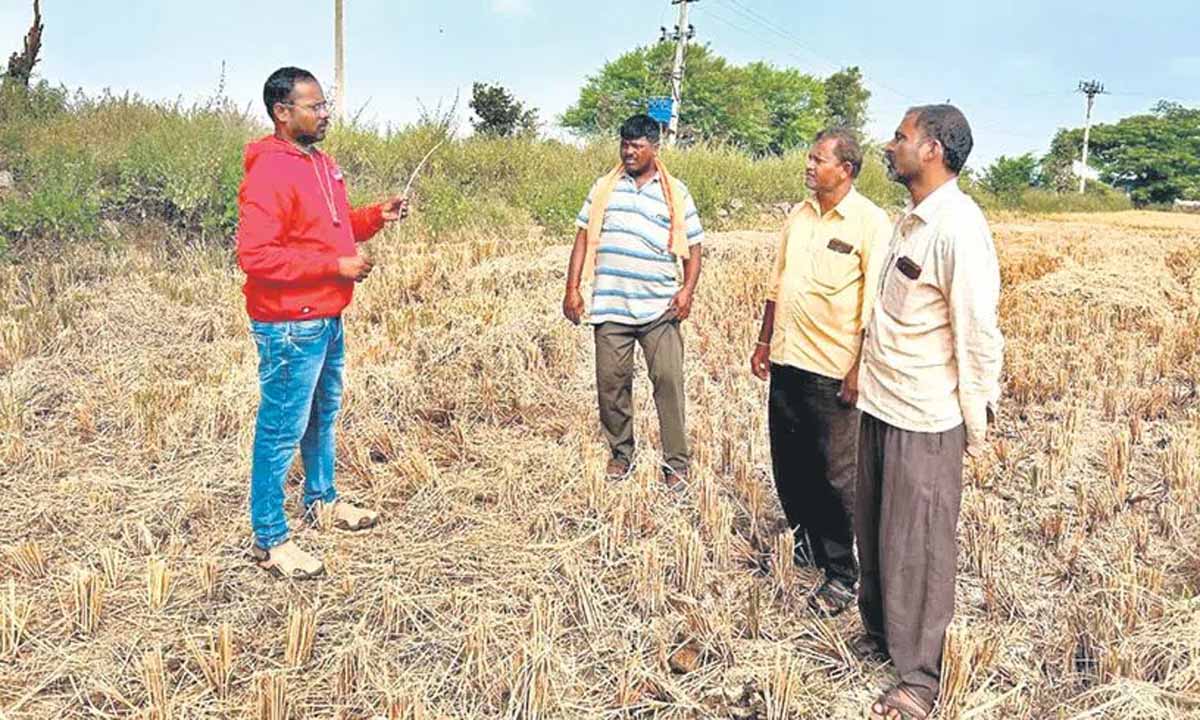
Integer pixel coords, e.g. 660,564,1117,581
714,0,840,75
712,0,919,105
701,2,1050,144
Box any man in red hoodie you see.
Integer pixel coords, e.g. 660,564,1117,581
237,66,407,579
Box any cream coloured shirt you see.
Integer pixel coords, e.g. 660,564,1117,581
858,179,1003,450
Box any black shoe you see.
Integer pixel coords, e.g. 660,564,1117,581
849,633,889,664
807,577,856,618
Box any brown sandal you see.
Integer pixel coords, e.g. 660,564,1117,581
662,467,689,493
870,683,934,720
252,540,325,580
605,458,633,481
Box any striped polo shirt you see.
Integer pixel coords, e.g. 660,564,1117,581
574,172,704,325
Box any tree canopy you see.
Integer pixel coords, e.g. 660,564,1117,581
823,66,870,132
469,82,538,138
980,153,1040,196
1042,101,1200,205
561,43,849,156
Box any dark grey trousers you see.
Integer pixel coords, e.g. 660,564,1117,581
593,311,688,473
768,363,859,586
855,412,965,704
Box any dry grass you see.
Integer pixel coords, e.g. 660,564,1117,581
0,210,1198,717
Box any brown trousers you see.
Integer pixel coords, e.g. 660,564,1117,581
855,413,965,704
593,312,688,473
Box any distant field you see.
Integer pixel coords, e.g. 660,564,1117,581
0,210,1198,719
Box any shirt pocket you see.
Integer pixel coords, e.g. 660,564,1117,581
880,254,924,320
811,237,861,293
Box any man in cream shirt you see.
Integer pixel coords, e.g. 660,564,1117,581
750,127,891,618
855,105,1003,720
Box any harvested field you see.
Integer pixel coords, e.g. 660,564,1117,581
1,210,1198,718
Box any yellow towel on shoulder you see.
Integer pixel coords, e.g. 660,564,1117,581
582,158,689,279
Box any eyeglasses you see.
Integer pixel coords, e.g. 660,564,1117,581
280,101,331,114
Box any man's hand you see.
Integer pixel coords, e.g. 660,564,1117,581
750,343,771,381
668,287,695,321
966,406,995,459
380,197,410,222
337,252,374,283
838,365,860,407
563,287,586,325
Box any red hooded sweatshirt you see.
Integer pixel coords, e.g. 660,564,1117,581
235,135,385,322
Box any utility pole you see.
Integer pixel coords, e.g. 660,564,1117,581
334,0,346,124
1077,80,1105,193
661,0,697,147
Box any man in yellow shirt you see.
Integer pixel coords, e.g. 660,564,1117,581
750,127,891,617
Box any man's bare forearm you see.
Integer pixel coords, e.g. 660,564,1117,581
848,330,865,371
566,228,588,290
681,244,702,292
757,301,776,344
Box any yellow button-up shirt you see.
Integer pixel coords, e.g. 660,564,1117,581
766,187,892,380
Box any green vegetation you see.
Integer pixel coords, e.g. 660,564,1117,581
979,153,1041,197
1042,101,1200,205
468,82,538,138
822,66,870,132
561,43,834,156
1,74,1160,261
0,83,909,258
969,153,1132,213
966,182,1132,214
972,101,1198,208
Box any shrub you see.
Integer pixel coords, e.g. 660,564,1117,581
3,89,1128,256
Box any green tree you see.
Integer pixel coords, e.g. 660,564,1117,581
561,43,826,156
823,66,870,132
1042,101,1200,204
980,153,1039,196
469,82,538,138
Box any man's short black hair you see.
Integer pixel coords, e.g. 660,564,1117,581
813,127,864,179
620,114,661,144
263,66,317,123
907,104,973,174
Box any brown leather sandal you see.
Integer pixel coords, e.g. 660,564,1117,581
870,683,934,720
605,458,633,481
662,467,689,493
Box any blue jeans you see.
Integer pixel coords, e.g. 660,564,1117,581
249,317,344,549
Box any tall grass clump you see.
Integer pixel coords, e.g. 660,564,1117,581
0,89,256,249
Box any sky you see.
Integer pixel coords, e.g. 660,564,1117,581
3,0,1198,168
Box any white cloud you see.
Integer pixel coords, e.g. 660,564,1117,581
490,0,532,16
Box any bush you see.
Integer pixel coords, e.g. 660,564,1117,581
0,91,257,250
0,142,102,245
965,180,1132,214
11,89,1127,256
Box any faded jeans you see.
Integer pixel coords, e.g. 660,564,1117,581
249,317,344,549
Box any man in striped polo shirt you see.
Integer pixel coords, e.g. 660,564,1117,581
562,114,704,489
